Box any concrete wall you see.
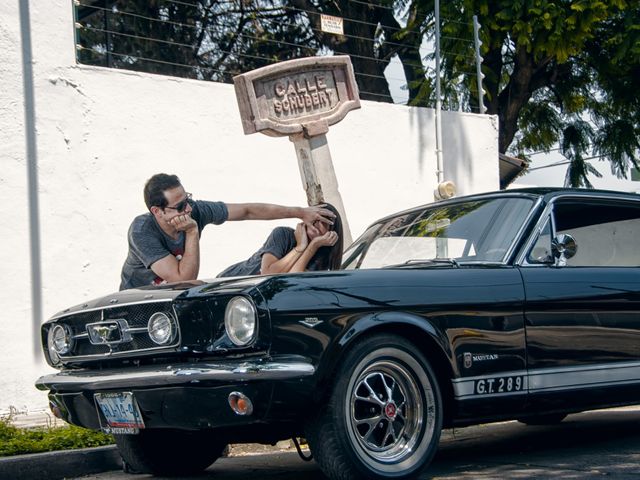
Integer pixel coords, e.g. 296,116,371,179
0,1,498,415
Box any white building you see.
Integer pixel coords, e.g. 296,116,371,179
0,1,498,417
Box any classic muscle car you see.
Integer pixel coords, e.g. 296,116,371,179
36,188,640,479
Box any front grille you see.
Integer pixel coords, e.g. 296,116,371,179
50,300,180,362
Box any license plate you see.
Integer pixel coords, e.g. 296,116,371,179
95,392,145,434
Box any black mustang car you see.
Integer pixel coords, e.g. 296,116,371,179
36,188,640,480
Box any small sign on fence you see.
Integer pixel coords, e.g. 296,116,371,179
321,14,344,35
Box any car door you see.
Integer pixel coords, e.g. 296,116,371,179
519,194,640,410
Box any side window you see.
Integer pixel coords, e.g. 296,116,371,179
551,200,640,267
527,218,553,264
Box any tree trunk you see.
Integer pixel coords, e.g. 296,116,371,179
497,46,536,153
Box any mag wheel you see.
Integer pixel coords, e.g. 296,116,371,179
114,429,227,476
307,334,443,480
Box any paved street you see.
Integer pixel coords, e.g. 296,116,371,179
73,407,640,480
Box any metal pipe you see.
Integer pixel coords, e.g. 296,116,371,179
434,0,444,183
19,0,43,359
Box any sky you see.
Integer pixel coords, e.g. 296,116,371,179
515,152,640,193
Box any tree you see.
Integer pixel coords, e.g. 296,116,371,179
76,0,425,102
76,0,320,81
407,0,640,187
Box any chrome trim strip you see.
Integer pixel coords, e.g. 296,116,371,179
453,361,640,400
515,206,553,267
529,361,640,392
49,298,174,321
502,197,544,264
125,327,149,334
452,370,529,383
528,360,640,376
36,359,316,391
452,370,528,398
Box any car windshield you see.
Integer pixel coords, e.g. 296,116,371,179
342,197,535,269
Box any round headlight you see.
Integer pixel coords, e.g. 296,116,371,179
224,297,256,346
148,312,176,345
48,324,72,356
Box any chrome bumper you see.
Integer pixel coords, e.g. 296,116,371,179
36,357,315,392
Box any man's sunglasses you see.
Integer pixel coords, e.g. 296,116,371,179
164,193,193,213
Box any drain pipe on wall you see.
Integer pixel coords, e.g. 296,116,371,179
434,0,443,185
19,0,43,359
433,0,456,201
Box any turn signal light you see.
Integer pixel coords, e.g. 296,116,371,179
228,392,253,416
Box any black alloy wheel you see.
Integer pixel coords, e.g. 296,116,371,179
307,334,443,480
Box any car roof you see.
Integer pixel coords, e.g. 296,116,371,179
371,187,639,227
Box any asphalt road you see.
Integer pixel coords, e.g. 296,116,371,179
73,407,640,480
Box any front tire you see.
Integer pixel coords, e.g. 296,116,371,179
114,429,227,476
307,334,443,480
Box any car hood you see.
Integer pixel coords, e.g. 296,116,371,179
48,276,272,320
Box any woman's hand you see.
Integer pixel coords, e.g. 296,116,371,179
311,231,339,248
294,223,309,252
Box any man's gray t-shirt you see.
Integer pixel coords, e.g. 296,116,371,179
217,226,296,277
119,200,228,290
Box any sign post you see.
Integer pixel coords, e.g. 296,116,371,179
233,56,360,245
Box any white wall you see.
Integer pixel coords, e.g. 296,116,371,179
0,0,498,415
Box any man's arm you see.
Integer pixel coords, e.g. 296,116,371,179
226,203,335,234
150,216,200,283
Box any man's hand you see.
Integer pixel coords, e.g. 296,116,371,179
294,223,309,252
301,205,335,236
311,231,339,248
169,214,198,232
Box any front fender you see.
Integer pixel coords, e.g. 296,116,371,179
315,311,454,393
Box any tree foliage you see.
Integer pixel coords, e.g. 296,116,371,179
76,0,640,186
407,0,640,186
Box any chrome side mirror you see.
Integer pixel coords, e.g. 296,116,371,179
551,234,577,267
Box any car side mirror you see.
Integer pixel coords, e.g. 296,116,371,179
551,234,577,267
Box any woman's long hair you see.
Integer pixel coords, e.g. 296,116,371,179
308,203,344,271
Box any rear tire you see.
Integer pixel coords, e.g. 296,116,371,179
307,334,443,480
114,429,226,476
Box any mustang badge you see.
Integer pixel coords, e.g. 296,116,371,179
87,321,125,345
463,352,473,369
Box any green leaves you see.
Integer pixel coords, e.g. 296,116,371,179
517,102,562,151
594,120,640,178
0,416,113,457
406,0,639,186
561,120,602,188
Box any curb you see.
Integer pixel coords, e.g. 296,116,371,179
0,445,122,480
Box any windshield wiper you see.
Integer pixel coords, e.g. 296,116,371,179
382,258,460,269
